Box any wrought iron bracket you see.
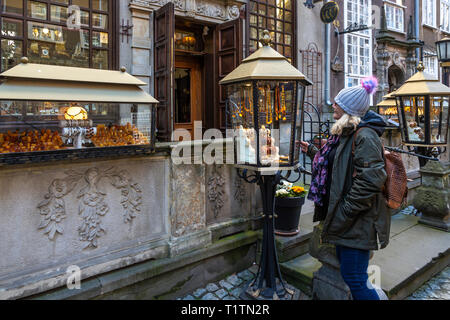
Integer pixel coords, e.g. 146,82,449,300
335,22,371,36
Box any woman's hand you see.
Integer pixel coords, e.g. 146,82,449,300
298,141,309,153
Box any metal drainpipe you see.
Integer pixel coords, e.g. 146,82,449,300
415,0,420,60
323,6,332,108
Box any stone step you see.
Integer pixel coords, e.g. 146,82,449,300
280,253,321,296
256,210,315,263
278,213,450,300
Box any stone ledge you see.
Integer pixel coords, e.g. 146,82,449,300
27,231,259,300
0,237,170,300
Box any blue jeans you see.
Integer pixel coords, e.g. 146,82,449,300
336,245,380,300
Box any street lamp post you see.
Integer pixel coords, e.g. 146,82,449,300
220,30,312,300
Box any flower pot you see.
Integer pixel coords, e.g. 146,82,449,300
274,196,305,236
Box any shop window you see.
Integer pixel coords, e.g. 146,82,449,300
27,21,90,67
0,0,113,71
175,30,197,51
2,0,23,15
248,0,295,64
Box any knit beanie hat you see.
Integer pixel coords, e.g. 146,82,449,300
334,77,378,117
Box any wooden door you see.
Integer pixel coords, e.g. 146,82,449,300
154,2,174,142
173,56,202,140
216,18,243,131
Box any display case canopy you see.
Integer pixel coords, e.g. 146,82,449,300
219,42,312,86
392,66,450,96
0,58,159,104
377,91,397,107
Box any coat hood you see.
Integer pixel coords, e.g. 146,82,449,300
358,110,387,137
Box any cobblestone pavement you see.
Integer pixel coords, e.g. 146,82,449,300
177,263,311,301
406,266,450,300
177,263,450,300
177,206,448,301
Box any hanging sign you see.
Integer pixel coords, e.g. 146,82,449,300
320,1,339,24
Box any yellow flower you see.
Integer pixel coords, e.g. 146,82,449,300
292,186,305,193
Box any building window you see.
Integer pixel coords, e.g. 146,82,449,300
424,52,439,79
441,0,450,33
248,0,295,64
385,3,404,32
0,0,112,72
423,0,436,27
344,0,372,88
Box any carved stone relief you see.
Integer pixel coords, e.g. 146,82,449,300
37,167,143,249
129,0,240,21
207,165,225,218
233,177,247,206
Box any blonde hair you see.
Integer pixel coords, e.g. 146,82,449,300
330,113,361,136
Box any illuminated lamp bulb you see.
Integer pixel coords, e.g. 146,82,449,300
65,106,88,120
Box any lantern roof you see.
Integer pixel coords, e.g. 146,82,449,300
219,31,312,86
392,63,450,96
377,91,397,107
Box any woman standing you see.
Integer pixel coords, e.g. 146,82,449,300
299,77,390,300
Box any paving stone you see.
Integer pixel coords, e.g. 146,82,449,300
193,288,207,298
183,295,195,300
237,270,255,281
202,293,219,300
226,274,243,286
223,295,237,300
206,283,219,292
215,289,228,299
230,288,242,298
219,280,234,291
248,264,259,275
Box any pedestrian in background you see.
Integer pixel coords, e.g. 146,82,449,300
299,77,390,300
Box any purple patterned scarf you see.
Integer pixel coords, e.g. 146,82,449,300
307,135,340,206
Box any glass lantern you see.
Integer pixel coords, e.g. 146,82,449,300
436,37,450,63
393,63,450,147
221,31,311,169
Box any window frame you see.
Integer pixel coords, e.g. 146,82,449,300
384,2,404,33
246,0,296,66
441,0,450,34
423,51,439,80
422,0,437,28
344,0,373,90
0,0,114,71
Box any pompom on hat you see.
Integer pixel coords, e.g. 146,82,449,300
334,76,378,117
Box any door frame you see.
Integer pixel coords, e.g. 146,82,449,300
174,55,203,138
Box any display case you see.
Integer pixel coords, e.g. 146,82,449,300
393,63,450,147
220,31,311,169
377,91,399,127
0,58,158,165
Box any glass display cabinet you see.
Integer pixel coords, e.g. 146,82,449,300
377,91,399,126
219,30,312,301
0,57,158,164
220,31,312,170
393,63,450,147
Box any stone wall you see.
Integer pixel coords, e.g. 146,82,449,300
0,143,261,299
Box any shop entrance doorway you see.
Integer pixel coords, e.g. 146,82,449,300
174,56,202,139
